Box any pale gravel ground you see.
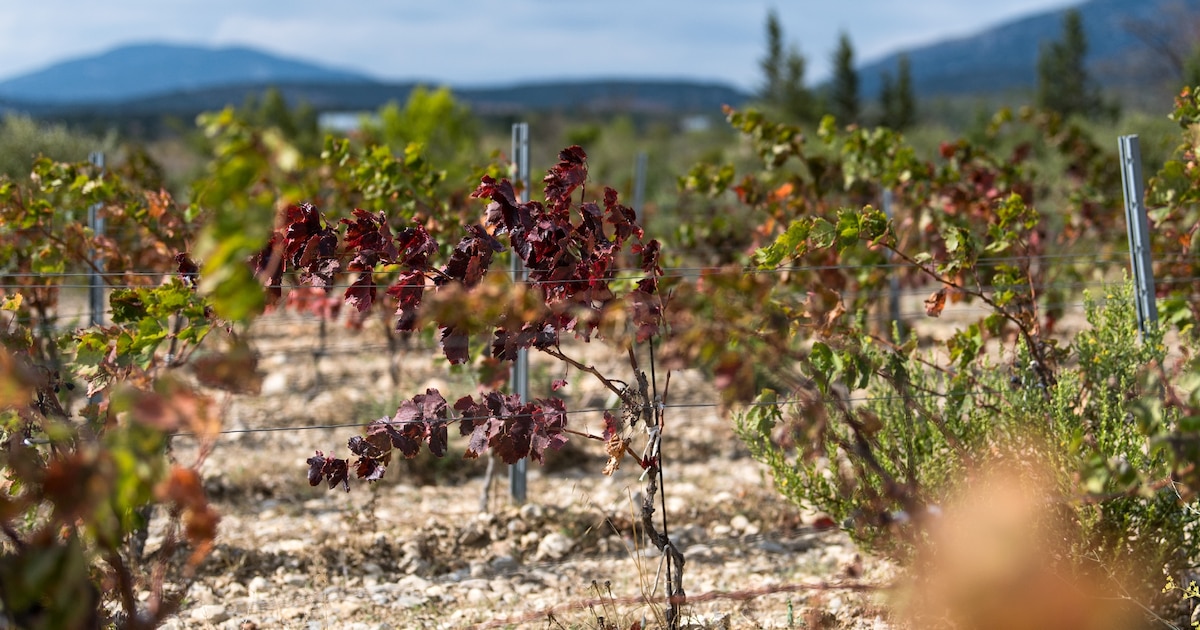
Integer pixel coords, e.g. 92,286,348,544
148,312,890,629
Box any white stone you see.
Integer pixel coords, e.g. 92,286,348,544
189,604,230,623
534,532,573,561
260,371,289,395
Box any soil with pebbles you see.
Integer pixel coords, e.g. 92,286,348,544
147,312,889,629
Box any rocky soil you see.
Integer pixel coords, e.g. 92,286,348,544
148,311,889,629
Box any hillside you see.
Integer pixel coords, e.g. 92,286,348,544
0,43,371,104
858,0,1200,99
2,79,751,120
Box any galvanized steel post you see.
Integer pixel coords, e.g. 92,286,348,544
1118,135,1158,338
509,123,530,504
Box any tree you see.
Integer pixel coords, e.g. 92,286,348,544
879,72,897,127
759,10,785,104
758,10,814,122
881,55,916,130
894,55,916,129
238,87,321,154
1036,9,1105,118
367,86,479,184
830,32,860,125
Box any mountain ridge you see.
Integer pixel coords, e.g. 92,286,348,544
3,0,1196,119
0,42,373,104
856,0,1200,99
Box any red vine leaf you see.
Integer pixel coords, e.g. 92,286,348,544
387,270,426,332
306,451,350,492
344,272,377,313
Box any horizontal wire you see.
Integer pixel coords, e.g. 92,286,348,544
0,267,1179,294
0,250,1187,284
168,391,969,440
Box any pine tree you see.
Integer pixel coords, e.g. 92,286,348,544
894,55,916,129
830,32,859,125
759,10,785,105
1036,9,1103,118
879,72,897,128
758,10,814,122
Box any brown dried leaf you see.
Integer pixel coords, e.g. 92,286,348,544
925,289,947,317
192,342,263,394
156,466,220,567
602,434,629,476
0,348,36,409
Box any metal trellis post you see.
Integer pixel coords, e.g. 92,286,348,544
1117,135,1158,338
509,123,530,504
88,151,105,327
882,189,901,337
632,150,648,217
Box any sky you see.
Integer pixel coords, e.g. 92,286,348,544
0,1,1080,89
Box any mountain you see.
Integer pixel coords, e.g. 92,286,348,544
2,78,750,121
0,43,372,104
857,0,1200,99
0,42,749,120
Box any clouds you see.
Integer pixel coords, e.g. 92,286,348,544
0,1,1079,89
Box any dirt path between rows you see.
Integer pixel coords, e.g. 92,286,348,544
153,311,889,629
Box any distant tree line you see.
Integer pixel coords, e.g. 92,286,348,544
759,7,1126,129
1036,9,1116,120
756,10,915,130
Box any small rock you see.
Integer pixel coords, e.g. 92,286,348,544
261,371,288,395
457,522,490,546
187,583,216,605
397,574,431,591
460,578,491,591
248,576,269,594
282,574,308,587
362,562,383,575
490,555,519,572
393,595,428,609
712,524,733,538
466,588,487,604
684,544,716,561
279,606,307,620
189,604,230,623
730,514,751,532
757,540,787,554
712,491,735,504
519,503,544,521
534,532,573,561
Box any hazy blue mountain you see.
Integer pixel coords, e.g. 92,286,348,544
5,78,750,120
0,41,750,118
0,43,373,104
856,0,1200,99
